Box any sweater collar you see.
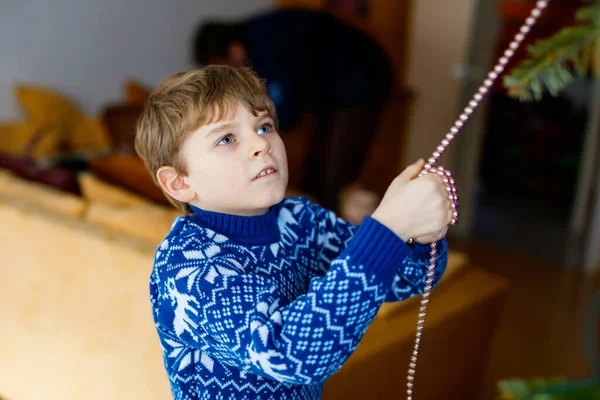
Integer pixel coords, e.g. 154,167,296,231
190,203,281,246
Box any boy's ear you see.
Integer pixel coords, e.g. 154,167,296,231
156,166,196,203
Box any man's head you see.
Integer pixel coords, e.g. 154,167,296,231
135,66,288,216
193,21,248,67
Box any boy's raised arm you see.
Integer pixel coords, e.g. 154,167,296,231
304,199,448,302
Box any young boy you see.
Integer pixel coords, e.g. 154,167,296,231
135,66,451,400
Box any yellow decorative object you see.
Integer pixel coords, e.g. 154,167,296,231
68,117,111,155
79,172,147,207
0,122,63,161
14,84,111,156
15,84,82,127
0,176,86,218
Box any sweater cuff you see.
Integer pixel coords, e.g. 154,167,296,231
410,240,447,259
342,216,411,287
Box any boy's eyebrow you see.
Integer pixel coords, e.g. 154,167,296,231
257,114,273,123
205,123,235,137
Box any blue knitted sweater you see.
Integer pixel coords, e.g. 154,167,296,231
151,196,448,400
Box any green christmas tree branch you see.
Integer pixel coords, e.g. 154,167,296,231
497,377,600,400
503,5,600,101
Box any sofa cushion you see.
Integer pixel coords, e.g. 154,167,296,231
0,168,14,184
68,117,112,157
15,84,111,157
79,172,148,207
15,84,82,128
0,171,86,218
77,173,181,244
85,202,182,245
0,122,63,161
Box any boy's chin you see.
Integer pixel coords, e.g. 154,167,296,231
259,189,286,208
239,195,284,216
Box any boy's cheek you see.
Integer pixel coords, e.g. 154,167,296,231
277,145,289,170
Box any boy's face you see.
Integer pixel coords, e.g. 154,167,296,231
181,104,288,216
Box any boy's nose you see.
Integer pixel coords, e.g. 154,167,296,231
248,134,271,159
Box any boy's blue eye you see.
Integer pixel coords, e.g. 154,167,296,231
257,123,273,135
217,134,234,146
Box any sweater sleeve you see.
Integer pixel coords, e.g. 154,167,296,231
304,199,448,302
153,218,410,385
385,240,448,301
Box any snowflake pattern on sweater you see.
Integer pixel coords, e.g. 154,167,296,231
150,197,448,400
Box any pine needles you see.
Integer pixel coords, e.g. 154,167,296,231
503,5,600,101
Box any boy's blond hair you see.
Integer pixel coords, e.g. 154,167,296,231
135,66,278,213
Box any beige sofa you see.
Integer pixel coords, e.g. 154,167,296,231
0,169,508,400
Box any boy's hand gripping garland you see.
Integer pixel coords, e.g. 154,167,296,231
405,2,550,398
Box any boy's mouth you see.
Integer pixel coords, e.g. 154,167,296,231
253,165,278,181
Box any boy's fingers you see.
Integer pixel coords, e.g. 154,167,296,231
397,159,425,183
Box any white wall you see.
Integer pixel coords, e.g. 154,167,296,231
0,0,273,120
403,0,477,165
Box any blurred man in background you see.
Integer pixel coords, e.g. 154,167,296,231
193,8,392,211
